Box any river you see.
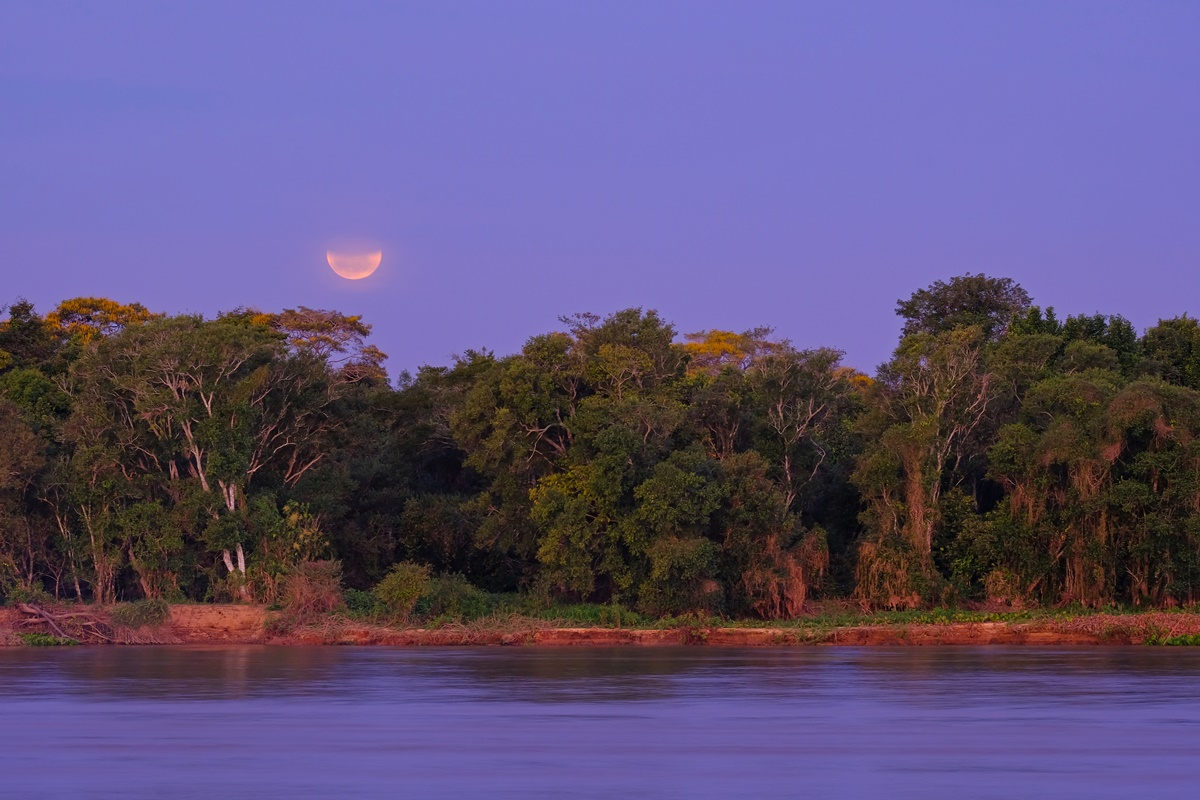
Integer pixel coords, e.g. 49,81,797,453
1,646,1198,798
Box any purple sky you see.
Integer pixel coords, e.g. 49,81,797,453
2,1,1198,376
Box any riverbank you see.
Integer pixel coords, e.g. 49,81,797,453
6,603,1200,647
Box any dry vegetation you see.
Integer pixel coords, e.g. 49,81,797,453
1055,612,1200,643
7,601,178,645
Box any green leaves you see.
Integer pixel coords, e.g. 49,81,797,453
11,279,1200,615
896,274,1031,341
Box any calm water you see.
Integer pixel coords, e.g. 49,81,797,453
2,646,1199,798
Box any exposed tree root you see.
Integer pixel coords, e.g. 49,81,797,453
16,603,83,643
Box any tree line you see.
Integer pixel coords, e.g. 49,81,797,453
3,276,1200,615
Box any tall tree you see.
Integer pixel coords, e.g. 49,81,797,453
45,297,160,345
853,327,995,606
0,399,47,593
66,314,338,597
896,274,1031,341
747,346,851,511
682,327,780,377
262,306,388,383
1142,316,1200,389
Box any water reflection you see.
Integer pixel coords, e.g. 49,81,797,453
2,647,1199,798
6,646,1200,705
0,646,348,700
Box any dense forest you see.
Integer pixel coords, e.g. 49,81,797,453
3,275,1200,617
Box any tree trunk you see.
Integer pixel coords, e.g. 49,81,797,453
222,545,250,600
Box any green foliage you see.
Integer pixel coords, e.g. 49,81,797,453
398,494,479,575
1061,313,1140,377
855,534,938,609
1152,633,1200,647
536,602,645,627
344,588,379,616
851,324,994,607
248,499,332,604
416,574,493,621
2,583,56,608
1142,316,1200,389
896,273,1031,340
8,279,1200,618
373,561,431,620
0,367,71,429
639,536,721,616
0,300,60,373
18,632,78,646
110,598,170,629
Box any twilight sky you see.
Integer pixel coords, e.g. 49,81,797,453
2,1,1198,376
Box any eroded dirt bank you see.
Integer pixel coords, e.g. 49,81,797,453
276,621,1140,647
5,604,1200,646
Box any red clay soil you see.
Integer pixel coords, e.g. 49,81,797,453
0,608,20,645
168,604,272,644
267,620,1144,647
822,622,1115,646
5,604,1200,646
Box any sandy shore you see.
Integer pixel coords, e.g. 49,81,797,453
7,604,1200,647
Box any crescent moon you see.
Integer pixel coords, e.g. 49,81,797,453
327,250,382,280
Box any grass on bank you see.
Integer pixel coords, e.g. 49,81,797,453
329,584,1200,633
11,561,1200,646
17,632,78,646
109,598,170,629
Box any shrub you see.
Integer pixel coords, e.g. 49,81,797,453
599,604,642,627
983,569,1028,608
282,561,345,618
416,574,492,622
372,561,431,621
110,598,170,629
3,584,56,608
1156,633,1200,646
638,537,721,617
344,588,379,616
541,602,644,627
854,534,934,610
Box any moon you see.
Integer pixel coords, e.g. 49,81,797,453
326,250,382,280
